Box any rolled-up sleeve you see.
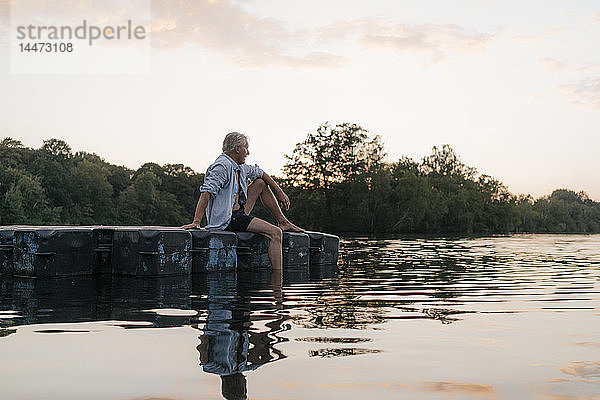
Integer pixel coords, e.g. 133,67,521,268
243,164,263,181
200,163,228,196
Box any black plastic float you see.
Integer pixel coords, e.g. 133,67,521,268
93,227,115,274
307,231,340,265
0,226,339,277
235,231,271,271
111,227,192,276
283,232,310,269
12,227,96,277
0,227,16,275
190,230,237,273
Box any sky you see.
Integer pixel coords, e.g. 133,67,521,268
0,0,599,200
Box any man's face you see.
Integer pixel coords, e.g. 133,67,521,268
236,142,249,164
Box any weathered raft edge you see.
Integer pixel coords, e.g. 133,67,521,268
0,225,339,277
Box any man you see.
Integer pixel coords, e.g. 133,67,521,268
182,132,302,270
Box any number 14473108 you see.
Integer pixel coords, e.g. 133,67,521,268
19,42,73,52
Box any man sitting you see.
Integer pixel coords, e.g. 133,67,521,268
182,131,302,270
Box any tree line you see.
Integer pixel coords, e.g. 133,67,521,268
0,138,202,226
1,124,599,234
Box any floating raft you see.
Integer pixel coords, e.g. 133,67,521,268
0,226,339,277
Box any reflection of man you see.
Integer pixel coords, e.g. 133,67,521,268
198,326,254,400
220,373,247,400
196,270,286,400
182,132,302,270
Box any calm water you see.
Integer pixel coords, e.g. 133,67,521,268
1,234,600,400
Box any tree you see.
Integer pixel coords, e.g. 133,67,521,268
421,144,476,179
0,168,58,224
160,163,204,216
42,138,72,159
282,122,385,232
118,171,162,225
0,137,29,170
283,122,385,190
1,137,23,148
107,165,133,199
70,160,116,224
389,158,434,232
31,142,77,223
117,171,186,226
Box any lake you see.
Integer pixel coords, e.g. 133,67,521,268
1,234,599,400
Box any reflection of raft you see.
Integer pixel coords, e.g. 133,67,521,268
0,226,339,277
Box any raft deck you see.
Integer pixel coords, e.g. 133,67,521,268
0,226,339,277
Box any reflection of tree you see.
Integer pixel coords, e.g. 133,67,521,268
290,239,511,328
0,275,197,328
294,301,387,329
194,271,288,400
0,328,16,337
343,239,507,291
309,348,382,358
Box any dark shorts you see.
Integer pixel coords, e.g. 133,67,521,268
225,208,254,232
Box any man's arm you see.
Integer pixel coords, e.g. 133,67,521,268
182,162,228,229
261,172,291,211
181,192,211,229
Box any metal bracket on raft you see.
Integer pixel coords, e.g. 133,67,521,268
34,252,56,257
236,246,252,256
189,248,209,253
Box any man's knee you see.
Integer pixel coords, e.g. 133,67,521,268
270,226,282,243
253,178,266,191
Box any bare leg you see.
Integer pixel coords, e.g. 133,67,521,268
244,178,266,215
246,179,303,232
269,268,283,307
246,217,283,270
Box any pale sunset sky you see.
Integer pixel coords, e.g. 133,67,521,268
0,0,599,199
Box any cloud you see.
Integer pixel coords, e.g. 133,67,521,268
538,57,599,74
539,57,568,71
573,62,599,73
511,26,565,44
573,341,600,348
3,0,145,25
559,361,600,379
560,76,600,108
318,18,493,61
540,394,598,400
147,1,494,67
149,0,345,68
418,381,495,395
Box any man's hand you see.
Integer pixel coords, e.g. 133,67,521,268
262,172,291,211
181,221,205,230
276,190,291,211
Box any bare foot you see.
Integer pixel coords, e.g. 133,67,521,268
278,221,304,232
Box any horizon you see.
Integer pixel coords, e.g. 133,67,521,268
1,0,599,200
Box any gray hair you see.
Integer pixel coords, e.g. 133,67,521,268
222,132,249,153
